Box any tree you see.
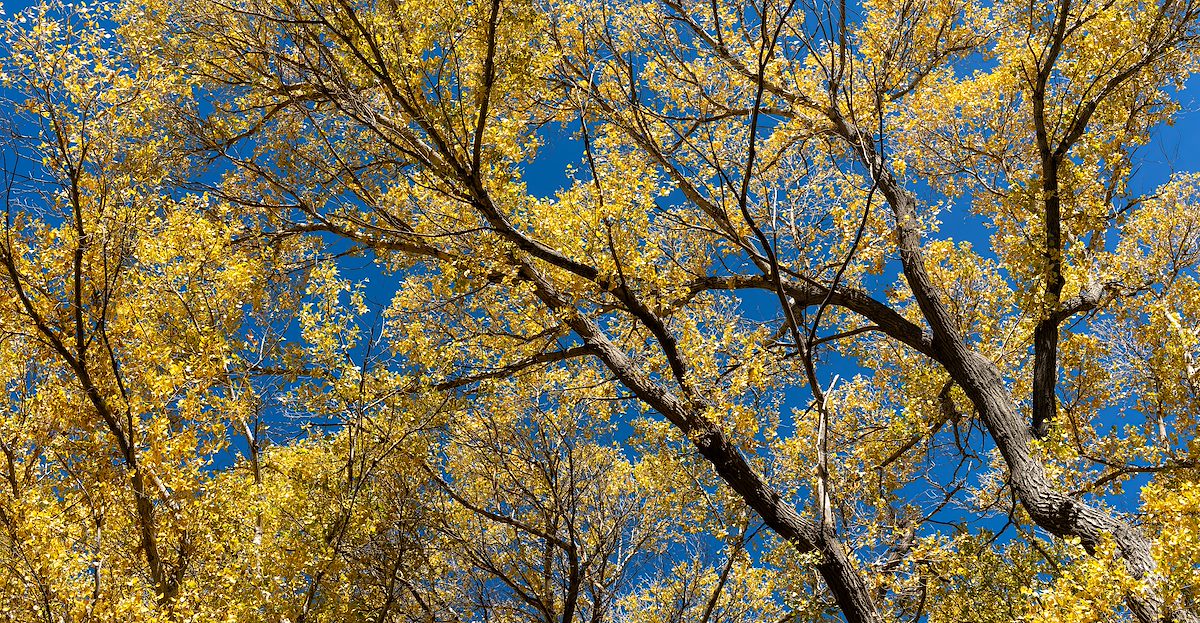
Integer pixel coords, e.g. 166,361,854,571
2,0,1200,621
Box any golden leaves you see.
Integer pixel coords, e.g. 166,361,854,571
1024,537,1144,623
1143,479,1200,610
2,0,1200,619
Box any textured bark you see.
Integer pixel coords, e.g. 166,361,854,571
515,259,886,623
692,429,884,623
833,114,1191,623
951,349,1169,622
1029,1,1068,440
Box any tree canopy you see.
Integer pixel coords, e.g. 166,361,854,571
2,0,1200,621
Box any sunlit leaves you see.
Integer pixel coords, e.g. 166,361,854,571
2,0,1200,619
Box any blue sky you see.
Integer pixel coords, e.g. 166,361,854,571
1132,77,1200,190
